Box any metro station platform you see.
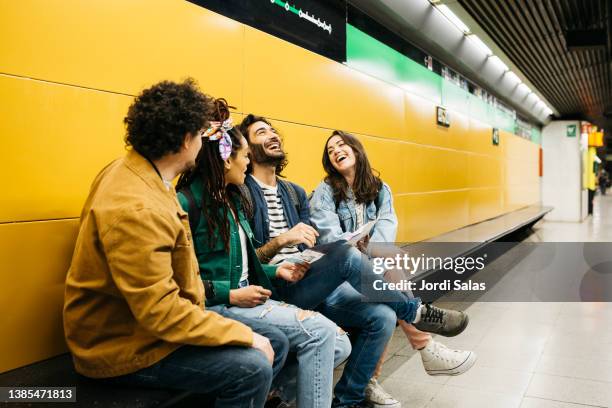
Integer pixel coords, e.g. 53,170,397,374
373,194,612,408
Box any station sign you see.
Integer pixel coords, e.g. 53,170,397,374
436,106,450,127
492,128,500,145
189,0,347,62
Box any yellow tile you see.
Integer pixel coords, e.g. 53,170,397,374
469,188,504,224
0,219,78,373
0,75,128,222
0,0,243,106
394,191,469,242
243,27,405,139
468,155,503,188
254,120,331,193
405,93,451,147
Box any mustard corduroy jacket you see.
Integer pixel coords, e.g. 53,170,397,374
63,150,253,378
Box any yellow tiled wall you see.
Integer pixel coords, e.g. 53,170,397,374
0,1,540,373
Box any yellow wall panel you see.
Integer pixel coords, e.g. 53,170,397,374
269,121,330,193
243,27,405,139
0,1,543,372
0,0,244,106
405,93,451,148
468,155,503,188
445,110,471,152
0,75,128,222
467,118,505,157
395,191,469,242
0,220,78,373
469,188,504,224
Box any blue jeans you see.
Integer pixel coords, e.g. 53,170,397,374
211,300,351,408
276,242,420,406
277,242,420,323
321,283,397,406
106,311,287,408
107,345,272,407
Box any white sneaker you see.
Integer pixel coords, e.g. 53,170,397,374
420,339,476,376
364,378,401,408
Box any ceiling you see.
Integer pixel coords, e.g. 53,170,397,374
456,0,612,133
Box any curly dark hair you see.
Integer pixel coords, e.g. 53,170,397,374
124,78,215,160
322,130,382,205
238,113,288,176
177,98,251,251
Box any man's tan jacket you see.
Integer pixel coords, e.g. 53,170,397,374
63,150,253,378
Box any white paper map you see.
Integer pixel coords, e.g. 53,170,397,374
284,249,326,265
339,219,377,246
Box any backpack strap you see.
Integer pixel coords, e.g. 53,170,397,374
237,183,254,211
278,179,301,213
179,187,201,234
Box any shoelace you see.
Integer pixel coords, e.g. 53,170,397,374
368,380,394,400
422,304,444,324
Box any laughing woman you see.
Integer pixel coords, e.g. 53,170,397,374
177,99,351,408
310,130,476,408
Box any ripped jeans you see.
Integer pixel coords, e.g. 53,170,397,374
210,299,351,408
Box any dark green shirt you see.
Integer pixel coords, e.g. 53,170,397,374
177,178,279,306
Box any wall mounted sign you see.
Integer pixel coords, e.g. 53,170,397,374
566,124,577,137
436,106,450,127
492,128,500,145
189,0,347,62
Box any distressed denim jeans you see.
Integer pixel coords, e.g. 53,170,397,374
212,300,351,408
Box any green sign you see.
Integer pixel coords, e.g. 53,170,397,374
567,124,577,137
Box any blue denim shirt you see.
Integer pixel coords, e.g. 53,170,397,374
309,181,398,244
244,174,311,251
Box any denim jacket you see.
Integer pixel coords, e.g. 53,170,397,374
244,174,311,251
309,181,398,244
178,177,279,307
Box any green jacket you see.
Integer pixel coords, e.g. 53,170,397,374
177,178,279,306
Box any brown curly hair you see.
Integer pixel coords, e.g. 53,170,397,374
124,78,214,160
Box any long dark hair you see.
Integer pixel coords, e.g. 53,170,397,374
322,130,382,205
177,98,250,250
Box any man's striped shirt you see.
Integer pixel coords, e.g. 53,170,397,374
253,177,300,264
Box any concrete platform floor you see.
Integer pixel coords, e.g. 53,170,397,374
340,194,612,408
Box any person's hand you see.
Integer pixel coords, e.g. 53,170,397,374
251,332,274,365
229,286,271,307
279,222,319,248
356,234,370,254
276,262,309,283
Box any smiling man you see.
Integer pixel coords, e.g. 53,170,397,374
238,114,472,408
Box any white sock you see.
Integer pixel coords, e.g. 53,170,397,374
412,304,425,324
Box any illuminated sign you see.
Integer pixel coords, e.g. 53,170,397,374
270,0,332,34
189,0,347,62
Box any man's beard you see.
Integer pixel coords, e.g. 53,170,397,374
249,143,286,168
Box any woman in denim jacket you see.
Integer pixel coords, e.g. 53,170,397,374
177,100,351,408
310,130,476,408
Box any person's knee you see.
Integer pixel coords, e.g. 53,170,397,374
240,350,274,388
367,305,397,337
297,309,337,342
